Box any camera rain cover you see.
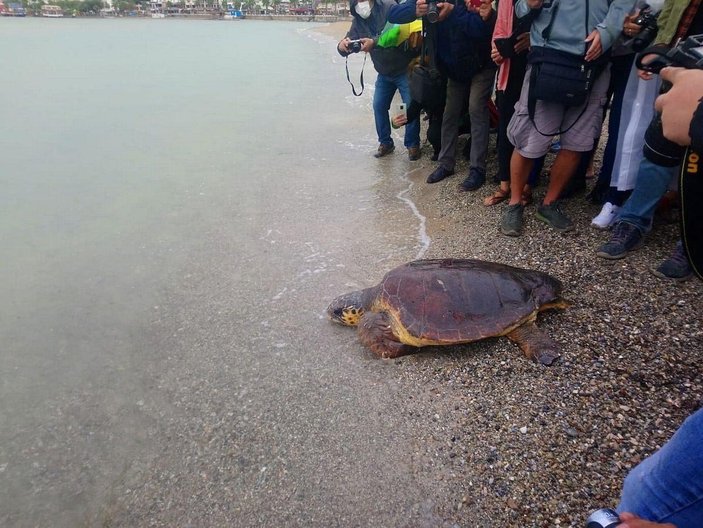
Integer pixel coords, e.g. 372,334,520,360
680,147,703,279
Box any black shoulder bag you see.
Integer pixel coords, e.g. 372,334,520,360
409,21,446,109
527,0,608,136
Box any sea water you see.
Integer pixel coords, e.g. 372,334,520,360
0,17,436,526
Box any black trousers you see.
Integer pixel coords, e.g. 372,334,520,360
496,53,528,182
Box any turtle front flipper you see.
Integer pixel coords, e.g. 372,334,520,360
506,321,560,366
358,311,416,359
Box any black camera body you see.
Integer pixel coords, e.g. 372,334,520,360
348,39,363,53
426,1,439,23
638,34,703,165
631,4,658,52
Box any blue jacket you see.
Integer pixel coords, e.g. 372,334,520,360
338,0,418,77
515,0,636,56
389,0,495,82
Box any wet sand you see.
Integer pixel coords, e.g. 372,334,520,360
314,21,703,526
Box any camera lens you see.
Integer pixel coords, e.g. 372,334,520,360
426,2,438,23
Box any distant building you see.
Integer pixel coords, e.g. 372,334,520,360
1,2,27,16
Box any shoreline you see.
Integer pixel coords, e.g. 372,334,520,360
313,22,703,526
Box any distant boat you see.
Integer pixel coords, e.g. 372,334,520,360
223,9,245,19
41,4,63,17
151,11,166,18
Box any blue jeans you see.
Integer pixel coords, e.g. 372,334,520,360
617,157,678,233
373,72,420,149
617,407,703,527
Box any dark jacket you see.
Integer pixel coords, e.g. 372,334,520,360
338,0,418,77
389,0,495,82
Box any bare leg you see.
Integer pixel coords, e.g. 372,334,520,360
543,149,581,205
506,321,560,365
358,312,416,359
508,151,534,206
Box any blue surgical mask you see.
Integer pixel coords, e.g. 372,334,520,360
355,1,371,19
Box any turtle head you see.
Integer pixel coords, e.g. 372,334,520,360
327,291,366,327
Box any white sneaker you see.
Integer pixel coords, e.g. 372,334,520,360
591,202,620,230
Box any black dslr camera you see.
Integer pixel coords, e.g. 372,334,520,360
348,39,363,53
636,34,703,166
631,4,658,52
426,0,439,23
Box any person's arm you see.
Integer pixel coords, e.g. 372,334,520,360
593,0,637,54
388,0,421,24
515,0,541,18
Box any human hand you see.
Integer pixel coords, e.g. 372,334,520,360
392,113,409,128
478,0,493,20
514,32,530,54
338,37,351,53
655,67,703,146
584,29,603,61
623,11,642,39
526,0,543,8
415,0,428,18
491,43,504,65
436,1,454,22
617,512,677,528
360,37,375,53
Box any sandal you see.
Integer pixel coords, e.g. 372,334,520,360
483,188,510,206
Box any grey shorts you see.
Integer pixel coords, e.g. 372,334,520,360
507,64,611,159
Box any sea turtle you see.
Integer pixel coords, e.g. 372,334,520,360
327,258,568,365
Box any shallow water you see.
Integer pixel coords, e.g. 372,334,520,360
0,17,437,526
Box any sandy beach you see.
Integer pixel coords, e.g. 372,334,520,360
315,20,702,526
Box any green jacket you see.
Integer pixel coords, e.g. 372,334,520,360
655,0,693,45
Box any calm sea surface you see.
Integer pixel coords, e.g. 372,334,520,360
0,17,437,526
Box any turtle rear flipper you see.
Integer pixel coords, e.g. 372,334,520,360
358,311,416,359
507,321,560,366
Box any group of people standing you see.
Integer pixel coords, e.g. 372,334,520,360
336,0,703,526
337,0,701,281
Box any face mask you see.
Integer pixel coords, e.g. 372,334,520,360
355,2,371,19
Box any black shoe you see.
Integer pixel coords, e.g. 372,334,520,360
596,221,644,259
426,166,454,184
460,167,486,192
650,241,693,281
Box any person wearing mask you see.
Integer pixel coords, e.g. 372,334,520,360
338,0,422,160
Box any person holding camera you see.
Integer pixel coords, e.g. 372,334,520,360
595,0,703,281
388,0,498,189
585,65,703,528
588,1,664,229
498,0,635,237
337,0,422,160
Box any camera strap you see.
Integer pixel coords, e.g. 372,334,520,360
680,147,703,279
345,53,367,97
